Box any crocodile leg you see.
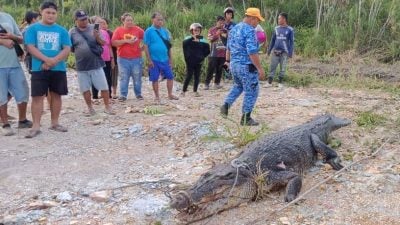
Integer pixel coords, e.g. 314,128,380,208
311,133,344,170
267,170,302,202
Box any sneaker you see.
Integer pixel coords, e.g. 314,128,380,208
18,119,33,128
213,84,223,89
204,84,210,90
136,95,144,100
118,96,127,102
2,124,15,136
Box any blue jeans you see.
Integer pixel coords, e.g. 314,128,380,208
224,63,259,113
0,67,29,105
117,57,143,98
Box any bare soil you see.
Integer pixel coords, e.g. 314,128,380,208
1,60,399,225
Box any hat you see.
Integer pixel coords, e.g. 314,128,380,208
75,10,88,20
245,8,264,22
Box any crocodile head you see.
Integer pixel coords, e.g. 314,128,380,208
312,114,351,138
169,163,257,222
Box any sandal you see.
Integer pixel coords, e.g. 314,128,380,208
25,129,41,138
168,95,179,100
104,108,116,115
49,124,68,132
83,108,96,117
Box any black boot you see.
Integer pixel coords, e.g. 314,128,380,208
240,112,259,126
220,103,229,118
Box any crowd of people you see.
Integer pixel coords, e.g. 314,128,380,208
1,1,294,138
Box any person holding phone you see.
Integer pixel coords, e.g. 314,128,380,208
220,8,265,126
111,13,144,102
204,16,226,90
181,23,210,97
69,10,115,116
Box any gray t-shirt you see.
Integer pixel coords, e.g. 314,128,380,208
0,12,22,68
69,24,105,71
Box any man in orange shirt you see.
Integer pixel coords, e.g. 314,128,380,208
111,13,144,101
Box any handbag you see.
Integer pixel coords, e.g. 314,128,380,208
0,24,24,57
75,27,103,57
155,30,172,53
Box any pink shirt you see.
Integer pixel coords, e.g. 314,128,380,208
100,29,112,62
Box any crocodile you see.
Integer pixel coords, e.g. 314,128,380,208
169,114,351,223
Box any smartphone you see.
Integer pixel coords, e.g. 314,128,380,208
94,23,100,31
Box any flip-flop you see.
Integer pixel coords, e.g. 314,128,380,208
168,95,179,100
25,130,41,138
49,124,68,132
83,108,96,117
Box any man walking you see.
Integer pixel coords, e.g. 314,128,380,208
143,12,178,103
266,12,294,88
69,10,114,116
220,8,265,126
0,10,32,136
24,1,71,138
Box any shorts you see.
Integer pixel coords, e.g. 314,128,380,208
77,68,108,93
148,60,174,82
0,67,29,105
31,70,68,97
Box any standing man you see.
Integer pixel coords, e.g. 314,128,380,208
112,13,144,101
24,1,71,138
0,11,32,136
69,10,114,116
266,12,294,88
143,12,178,103
220,8,265,126
204,16,227,90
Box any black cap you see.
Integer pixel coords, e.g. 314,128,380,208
75,10,88,20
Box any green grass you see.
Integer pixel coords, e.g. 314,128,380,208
355,111,387,128
203,117,269,147
143,106,164,116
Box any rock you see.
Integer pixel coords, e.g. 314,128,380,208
279,217,291,225
89,190,111,202
70,221,79,225
91,120,102,126
125,106,140,113
28,200,59,210
128,124,143,135
176,104,187,111
56,191,73,202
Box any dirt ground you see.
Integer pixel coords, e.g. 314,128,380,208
1,60,400,225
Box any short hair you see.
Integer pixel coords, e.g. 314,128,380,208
216,15,225,21
151,12,162,19
40,1,58,11
120,13,132,22
279,12,288,22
